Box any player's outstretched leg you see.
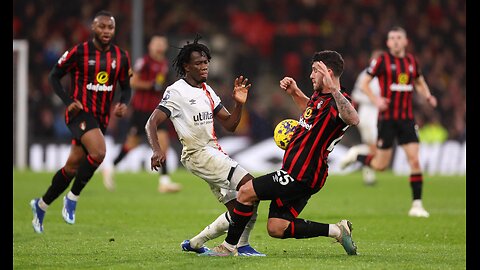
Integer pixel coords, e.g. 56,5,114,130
198,243,238,257
62,194,77,224
408,199,430,218
181,240,210,254
339,144,370,170
30,198,45,233
334,219,357,255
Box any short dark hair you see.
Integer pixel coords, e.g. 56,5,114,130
94,10,113,20
311,50,344,77
389,26,407,37
172,34,211,77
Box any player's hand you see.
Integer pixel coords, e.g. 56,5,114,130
315,61,336,93
427,95,437,108
233,75,251,104
67,100,83,114
279,77,299,95
376,97,390,111
150,150,166,171
113,103,128,117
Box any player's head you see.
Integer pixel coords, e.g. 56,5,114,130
311,50,344,77
172,35,211,82
91,10,115,47
149,35,168,61
310,50,344,91
386,26,408,55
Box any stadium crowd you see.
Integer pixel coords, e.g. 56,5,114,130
13,0,465,145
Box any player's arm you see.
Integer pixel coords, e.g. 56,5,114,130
130,72,155,90
279,77,309,111
331,90,359,126
49,65,74,106
113,63,133,117
359,73,377,105
118,75,132,106
49,65,83,113
145,108,169,171
360,73,389,111
414,75,437,107
315,61,359,126
215,105,242,132
215,76,251,132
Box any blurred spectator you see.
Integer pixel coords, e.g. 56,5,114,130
13,0,466,144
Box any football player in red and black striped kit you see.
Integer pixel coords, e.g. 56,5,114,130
30,10,132,234
340,26,437,218
202,50,359,256
102,35,182,193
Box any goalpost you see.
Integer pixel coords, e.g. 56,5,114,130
13,40,29,170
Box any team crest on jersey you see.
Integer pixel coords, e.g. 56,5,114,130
111,59,116,69
317,100,324,109
79,121,86,131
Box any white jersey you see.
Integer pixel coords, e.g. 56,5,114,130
352,69,380,144
158,79,248,203
351,68,380,107
159,79,223,156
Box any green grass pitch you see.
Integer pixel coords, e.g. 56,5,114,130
13,169,466,269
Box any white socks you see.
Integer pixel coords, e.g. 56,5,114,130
328,224,341,238
189,211,230,249
412,199,423,208
189,203,259,249
38,198,49,211
159,175,172,185
67,191,79,201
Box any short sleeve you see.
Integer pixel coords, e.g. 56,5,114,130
158,87,180,118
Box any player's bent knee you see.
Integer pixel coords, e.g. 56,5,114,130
63,166,78,177
237,183,256,204
373,160,389,171
267,219,290,238
267,225,285,238
89,151,106,164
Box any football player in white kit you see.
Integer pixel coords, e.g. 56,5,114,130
145,36,265,256
347,50,383,185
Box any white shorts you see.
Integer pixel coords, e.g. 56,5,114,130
181,145,249,204
357,104,378,145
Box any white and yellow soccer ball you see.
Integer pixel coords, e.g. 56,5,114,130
273,119,299,150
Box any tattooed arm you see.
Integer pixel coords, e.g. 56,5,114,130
331,90,359,126
315,61,359,126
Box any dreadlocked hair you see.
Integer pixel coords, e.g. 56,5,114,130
172,34,211,78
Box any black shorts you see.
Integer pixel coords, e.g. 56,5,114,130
252,170,314,221
129,110,169,137
67,110,106,144
377,119,419,149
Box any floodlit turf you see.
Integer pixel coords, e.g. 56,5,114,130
13,169,466,269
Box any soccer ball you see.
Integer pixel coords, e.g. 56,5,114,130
273,119,299,150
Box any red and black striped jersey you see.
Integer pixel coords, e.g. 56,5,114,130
130,55,169,112
366,52,422,121
282,90,351,190
55,40,132,127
